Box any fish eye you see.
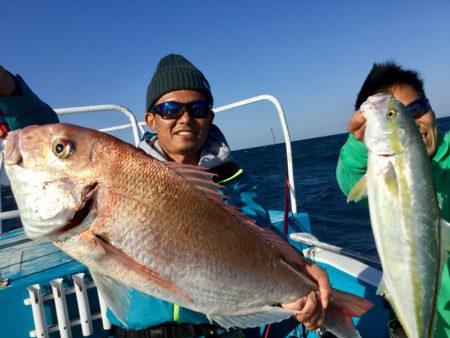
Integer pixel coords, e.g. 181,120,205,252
52,139,73,159
386,110,397,119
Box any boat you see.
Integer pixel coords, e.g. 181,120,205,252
0,95,390,337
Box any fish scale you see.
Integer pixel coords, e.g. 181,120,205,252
55,138,313,307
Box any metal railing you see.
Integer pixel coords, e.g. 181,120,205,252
137,95,298,213
54,104,142,146
214,95,297,213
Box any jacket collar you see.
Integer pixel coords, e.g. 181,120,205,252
138,124,232,169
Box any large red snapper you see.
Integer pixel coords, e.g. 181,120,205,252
4,124,372,337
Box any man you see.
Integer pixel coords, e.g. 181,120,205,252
0,55,331,337
336,61,449,338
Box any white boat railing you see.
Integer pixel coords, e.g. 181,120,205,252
0,95,298,234
214,95,297,214
54,104,142,147
24,272,111,338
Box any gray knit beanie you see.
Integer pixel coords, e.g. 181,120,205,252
146,54,213,111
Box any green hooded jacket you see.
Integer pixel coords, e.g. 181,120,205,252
336,133,450,338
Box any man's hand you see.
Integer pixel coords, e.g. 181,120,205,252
281,263,332,331
347,110,366,141
0,66,17,96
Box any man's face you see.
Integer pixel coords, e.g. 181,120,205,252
145,90,213,164
389,84,438,158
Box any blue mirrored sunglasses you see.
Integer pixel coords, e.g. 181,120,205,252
405,97,430,118
151,101,212,120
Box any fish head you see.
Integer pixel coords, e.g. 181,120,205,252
3,124,101,239
361,93,419,156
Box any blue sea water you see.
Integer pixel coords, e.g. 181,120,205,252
232,116,450,260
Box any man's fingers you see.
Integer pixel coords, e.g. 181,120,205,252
304,263,332,310
316,276,332,310
347,110,365,131
347,110,367,141
290,292,325,330
281,296,307,311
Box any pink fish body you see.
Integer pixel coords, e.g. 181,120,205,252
4,124,372,337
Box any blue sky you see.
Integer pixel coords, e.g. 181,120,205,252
2,1,450,149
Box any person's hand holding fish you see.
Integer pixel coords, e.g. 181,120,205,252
281,262,331,330
347,109,366,141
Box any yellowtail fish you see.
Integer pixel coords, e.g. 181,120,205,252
348,93,450,338
4,124,373,337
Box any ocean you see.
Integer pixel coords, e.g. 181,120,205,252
232,116,450,260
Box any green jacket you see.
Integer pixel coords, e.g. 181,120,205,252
336,132,450,338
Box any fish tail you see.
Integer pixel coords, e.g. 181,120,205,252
323,289,374,338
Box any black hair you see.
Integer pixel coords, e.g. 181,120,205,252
354,61,426,110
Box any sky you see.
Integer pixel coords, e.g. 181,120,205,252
2,1,450,150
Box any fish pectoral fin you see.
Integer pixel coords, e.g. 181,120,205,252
93,234,194,305
79,231,107,260
209,306,298,329
347,175,368,203
90,271,131,327
381,162,398,197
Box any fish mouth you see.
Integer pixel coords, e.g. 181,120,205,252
59,183,98,233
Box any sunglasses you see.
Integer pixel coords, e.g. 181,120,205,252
151,101,212,120
405,97,430,118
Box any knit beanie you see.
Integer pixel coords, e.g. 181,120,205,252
146,54,213,111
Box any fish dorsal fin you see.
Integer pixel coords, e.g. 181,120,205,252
258,227,309,270
165,162,307,271
347,175,368,203
209,200,309,271
164,162,226,201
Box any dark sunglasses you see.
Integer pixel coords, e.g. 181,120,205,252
151,101,212,120
405,97,430,118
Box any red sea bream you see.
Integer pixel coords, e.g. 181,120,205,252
4,124,373,337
